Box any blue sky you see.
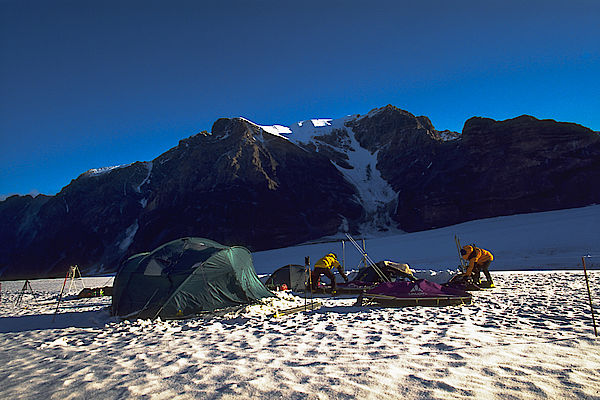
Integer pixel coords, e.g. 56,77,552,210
1,0,599,198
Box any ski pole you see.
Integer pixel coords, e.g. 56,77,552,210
455,235,467,272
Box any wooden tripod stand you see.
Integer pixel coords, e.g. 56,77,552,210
15,280,35,307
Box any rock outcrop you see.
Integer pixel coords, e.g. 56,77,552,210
354,109,600,231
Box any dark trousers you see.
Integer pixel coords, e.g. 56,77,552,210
311,267,336,290
473,260,493,284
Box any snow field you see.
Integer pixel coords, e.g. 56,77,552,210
1,272,599,399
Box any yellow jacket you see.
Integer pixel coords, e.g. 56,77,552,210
462,245,493,276
314,253,341,270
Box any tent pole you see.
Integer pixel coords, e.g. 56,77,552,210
345,233,388,282
582,256,598,337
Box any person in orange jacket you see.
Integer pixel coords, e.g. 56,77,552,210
460,245,495,287
311,253,348,291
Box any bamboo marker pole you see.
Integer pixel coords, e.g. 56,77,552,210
342,240,345,271
305,256,312,308
304,256,308,311
582,256,598,337
53,268,71,322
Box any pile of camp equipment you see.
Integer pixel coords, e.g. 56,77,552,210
111,237,273,320
262,257,472,307
352,260,416,283
324,260,416,294
346,261,471,306
261,231,474,308
77,286,113,298
356,279,472,307
265,260,418,295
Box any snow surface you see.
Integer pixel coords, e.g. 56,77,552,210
253,204,600,275
1,205,599,399
1,272,599,399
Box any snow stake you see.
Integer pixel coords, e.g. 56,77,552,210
581,256,598,337
304,256,314,311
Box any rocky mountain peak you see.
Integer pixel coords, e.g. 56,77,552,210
212,117,257,140
1,106,599,279
347,105,441,152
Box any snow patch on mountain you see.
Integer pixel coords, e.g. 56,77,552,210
302,119,332,128
84,164,131,177
239,117,292,139
324,120,398,233
134,162,153,193
119,220,138,251
241,115,400,233
258,124,292,136
287,118,335,144
437,130,461,141
258,115,401,234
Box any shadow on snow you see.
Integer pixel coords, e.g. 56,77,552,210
0,309,112,333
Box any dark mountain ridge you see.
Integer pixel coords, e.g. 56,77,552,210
1,105,599,279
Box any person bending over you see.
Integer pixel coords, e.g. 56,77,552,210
311,253,348,291
461,245,494,288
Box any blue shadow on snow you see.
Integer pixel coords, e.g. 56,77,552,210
0,310,112,333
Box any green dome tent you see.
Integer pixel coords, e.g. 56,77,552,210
112,237,274,319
